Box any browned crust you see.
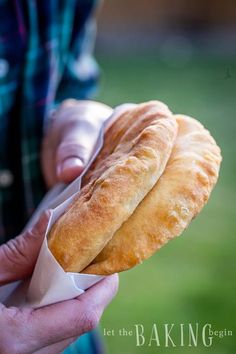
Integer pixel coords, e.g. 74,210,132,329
82,115,222,275
48,101,177,272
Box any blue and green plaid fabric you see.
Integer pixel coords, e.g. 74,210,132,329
0,0,99,242
0,2,101,352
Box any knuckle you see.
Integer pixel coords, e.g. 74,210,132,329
0,238,28,268
84,309,100,332
80,307,100,334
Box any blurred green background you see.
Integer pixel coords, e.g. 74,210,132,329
96,55,236,354
94,1,236,353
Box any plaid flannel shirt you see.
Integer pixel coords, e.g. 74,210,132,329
0,0,99,243
0,1,104,353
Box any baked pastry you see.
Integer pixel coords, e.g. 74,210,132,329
82,114,221,275
48,101,177,272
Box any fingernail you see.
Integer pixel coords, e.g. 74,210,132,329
57,158,83,176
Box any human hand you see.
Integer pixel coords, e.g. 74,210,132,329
41,99,113,187
0,213,119,354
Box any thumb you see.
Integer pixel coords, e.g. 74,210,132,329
0,210,51,285
56,123,100,184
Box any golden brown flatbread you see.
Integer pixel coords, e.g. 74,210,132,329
82,115,222,275
48,101,177,272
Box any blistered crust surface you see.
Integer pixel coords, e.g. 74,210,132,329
48,101,177,272
83,115,222,275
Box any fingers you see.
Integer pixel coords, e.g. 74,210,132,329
28,274,119,350
0,211,51,285
0,275,118,353
77,272,119,309
57,156,84,183
55,127,96,184
41,100,112,187
41,136,57,188
0,305,77,354
56,103,137,183
55,107,110,183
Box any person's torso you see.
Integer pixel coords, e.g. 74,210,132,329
0,0,98,242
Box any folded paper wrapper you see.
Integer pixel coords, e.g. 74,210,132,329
0,112,113,309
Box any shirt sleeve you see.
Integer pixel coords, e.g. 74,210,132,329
54,4,100,106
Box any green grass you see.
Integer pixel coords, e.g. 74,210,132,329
95,55,236,354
